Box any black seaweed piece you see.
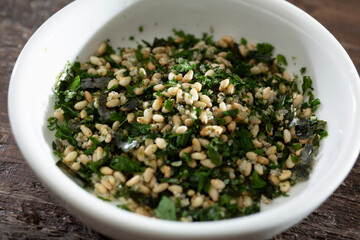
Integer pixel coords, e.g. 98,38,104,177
56,78,70,92
295,118,316,139
68,119,81,131
247,51,274,65
80,77,111,89
123,100,141,110
229,42,242,60
54,138,65,152
292,144,313,180
98,93,114,121
152,38,168,48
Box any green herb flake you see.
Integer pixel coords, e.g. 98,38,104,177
235,128,255,152
164,98,174,111
207,143,222,166
130,122,152,135
117,204,130,211
97,196,111,202
83,136,101,155
256,43,274,54
135,46,144,61
182,152,193,163
276,54,288,66
214,118,226,125
68,75,81,92
319,130,328,139
291,143,302,151
155,196,176,221
240,37,247,45
110,154,142,173
300,67,307,75
291,155,299,163
302,76,314,94
110,112,126,122
251,171,267,189
222,108,239,118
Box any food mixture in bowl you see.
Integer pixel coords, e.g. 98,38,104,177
47,30,327,221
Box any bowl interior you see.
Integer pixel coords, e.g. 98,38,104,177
9,0,360,239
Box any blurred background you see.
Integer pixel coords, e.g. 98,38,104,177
0,0,359,239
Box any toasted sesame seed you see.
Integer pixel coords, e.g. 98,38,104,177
192,138,202,152
144,109,153,123
279,170,292,181
217,39,228,48
95,183,108,194
84,91,93,103
210,179,225,190
64,151,77,164
191,152,207,160
208,186,219,202
257,155,269,165
176,126,188,134
114,171,126,182
100,166,114,175
200,159,216,168
168,185,183,195
144,144,158,156
200,94,212,107
162,165,171,178
153,183,169,193
182,70,194,83
89,56,102,66
143,168,154,183
280,181,291,192
191,195,204,207
80,125,92,138
219,79,230,91
155,138,167,149
74,100,88,110
153,114,165,123
152,97,163,111
126,175,141,187
119,76,131,87
106,99,120,108
283,129,292,144
97,42,107,55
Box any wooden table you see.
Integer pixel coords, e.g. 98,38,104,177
1,0,359,239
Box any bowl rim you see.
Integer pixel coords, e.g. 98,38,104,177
8,0,360,238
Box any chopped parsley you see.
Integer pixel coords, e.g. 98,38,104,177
155,196,176,220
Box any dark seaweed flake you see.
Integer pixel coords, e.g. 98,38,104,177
54,139,65,152
68,119,81,131
293,144,313,180
124,100,141,110
98,94,114,121
152,38,168,48
229,42,242,60
80,77,111,89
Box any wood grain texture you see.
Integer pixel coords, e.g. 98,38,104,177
0,0,359,239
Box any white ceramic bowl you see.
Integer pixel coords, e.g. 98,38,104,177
8,0,360,239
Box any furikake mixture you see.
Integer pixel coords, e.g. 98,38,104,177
48,29,327,221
